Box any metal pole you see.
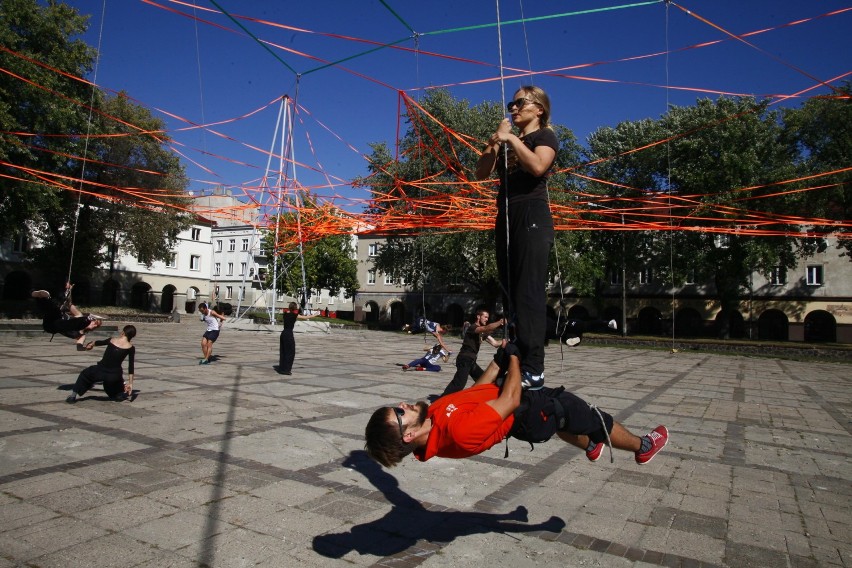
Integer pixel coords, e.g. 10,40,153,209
621,213,627,337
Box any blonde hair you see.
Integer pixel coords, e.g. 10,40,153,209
517,85,551,128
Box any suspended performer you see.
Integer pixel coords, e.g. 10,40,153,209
404,315,452,357
65,325,137,403
365,344,668,468
31,285,103,349
560,318,619,346
277,302,316,375
475,86,558,391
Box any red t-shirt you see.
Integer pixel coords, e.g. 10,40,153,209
414,384,515,461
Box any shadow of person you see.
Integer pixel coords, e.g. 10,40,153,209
312,450,565,559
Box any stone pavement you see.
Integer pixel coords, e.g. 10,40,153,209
0,319,849,567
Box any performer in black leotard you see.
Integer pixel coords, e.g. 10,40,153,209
32,287,102,348
66,325,136,403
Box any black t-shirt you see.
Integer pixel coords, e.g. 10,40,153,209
281,312,298,331
496,127,558,205
457,323,483,361
94,338,135,375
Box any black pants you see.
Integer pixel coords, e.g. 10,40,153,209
36,298,89,337
279,329,295,373
73,364,124,398
495,199,554,376
442,356,485,396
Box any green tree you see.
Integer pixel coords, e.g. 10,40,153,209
1,1,190,287
782,81,852,259
585,97,821,334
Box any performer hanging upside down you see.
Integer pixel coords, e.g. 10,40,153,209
399,344,449,372
404,316,452,357
365,344,668,468
31,286,103,349
66,325,137,403
560,318,618,346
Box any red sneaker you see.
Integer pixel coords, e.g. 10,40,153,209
586,441,604,462
635,425,668,465
415,366,425,371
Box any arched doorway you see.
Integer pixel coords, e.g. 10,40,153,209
101,279,120,306
758,309,788,341
130,282,151,310
364,301,379,322
2,270,32,300
389,301,406,329
161,284,176,313
445,303,465,328
804,310,836,343
636,306,663,335
715,309,746,339
674,308,703,337
185,287,199,314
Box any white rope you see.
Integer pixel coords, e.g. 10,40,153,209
67,0,107,284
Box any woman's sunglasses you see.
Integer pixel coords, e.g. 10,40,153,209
507,97,536,111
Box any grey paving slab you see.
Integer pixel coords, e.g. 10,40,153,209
0,320,849,567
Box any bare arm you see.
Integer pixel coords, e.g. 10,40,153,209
485,354,522,420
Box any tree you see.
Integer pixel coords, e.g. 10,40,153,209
1,0,190,288
585,97,822,334
782,81,852,259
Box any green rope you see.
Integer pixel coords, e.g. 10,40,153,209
302,36,413,76
378,0,416,34
208,0,298,75
423,0,663,36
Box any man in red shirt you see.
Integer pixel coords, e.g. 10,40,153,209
365,346,668,468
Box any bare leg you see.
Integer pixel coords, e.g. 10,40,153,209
556,421,642,452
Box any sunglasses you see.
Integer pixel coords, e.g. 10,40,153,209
392,407,405,439
507,97,536,111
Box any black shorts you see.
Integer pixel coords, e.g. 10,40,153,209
552,389,613,442
203,330,220,342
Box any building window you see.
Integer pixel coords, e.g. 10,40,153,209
225,286,233,299
609,269,621,286
368,243,378,257
770,266,787,286
242,239,249,251
714,234,731,249
227,263,234,276
190,255,201,271
166,253,177,268
13,233,28,253
229,239,236,252
367,269,376,285
239,286,245,301
216,239,223,252
638,268,653,285
684,269,695,285
214,286,220,299
806,265,823,286
240,262,247,276
328,295,335,305
214,262,221,276
191,228,201,241
384,273,393,285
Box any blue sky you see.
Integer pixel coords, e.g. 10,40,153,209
68,0,851,214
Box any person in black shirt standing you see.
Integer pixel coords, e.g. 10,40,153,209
475,86,558,391
441,308,504,396
277,302,315,375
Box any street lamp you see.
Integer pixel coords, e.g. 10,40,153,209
587,203,627,337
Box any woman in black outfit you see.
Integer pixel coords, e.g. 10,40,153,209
66,325,136,403
475,85,558,390
278,302,315,375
